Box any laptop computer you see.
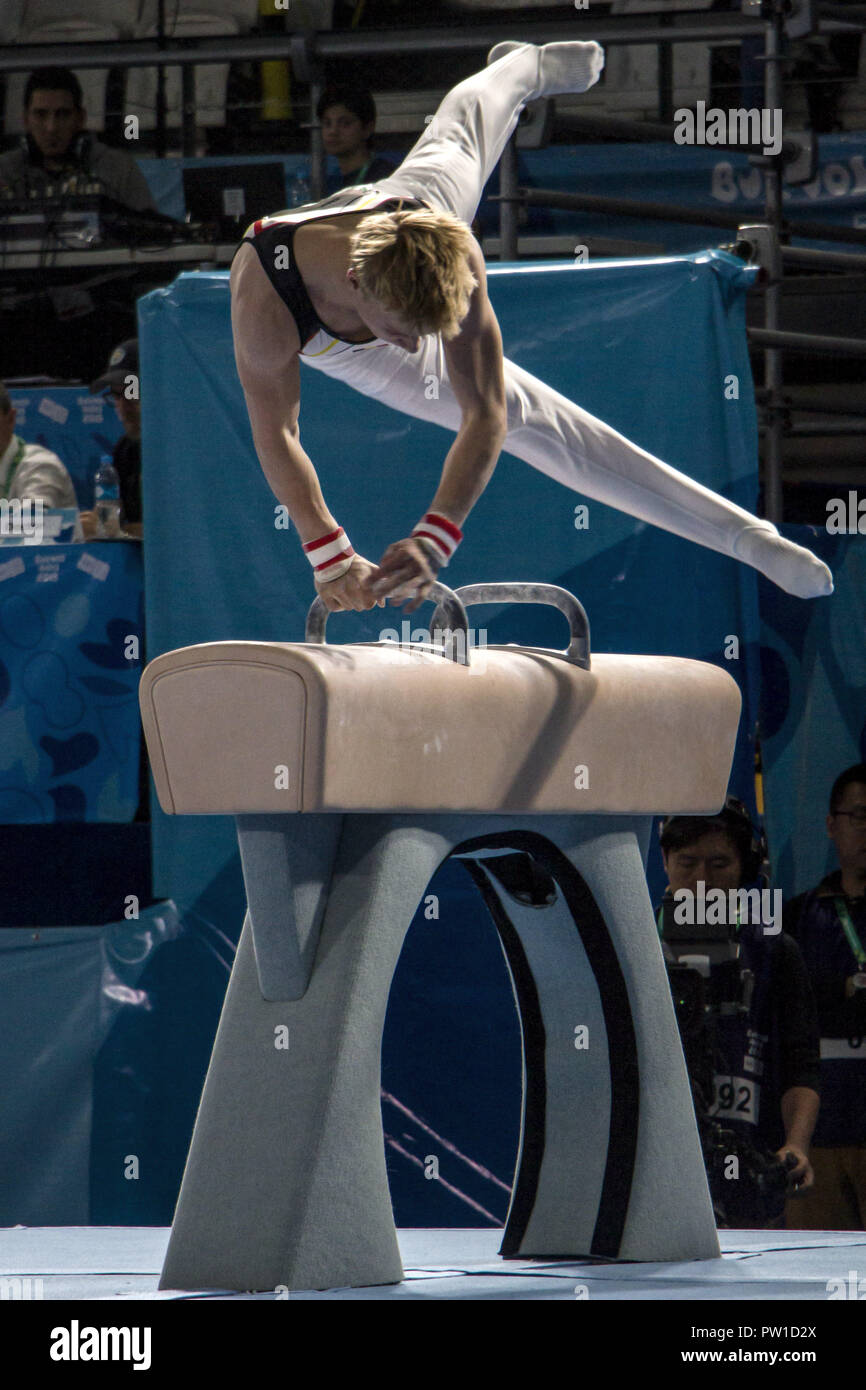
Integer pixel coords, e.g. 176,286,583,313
183,162,288,234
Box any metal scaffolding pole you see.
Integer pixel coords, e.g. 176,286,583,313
1,6,855,76
499,136,519,263
657,10,673,125
309,70,326,202
775,422,866,436
749,328,866,356
780,246,866,272
0,17,777,76
755,393,866,415
181,65,196,158
515,187,743,229
514,188,866,247
155,0,167,161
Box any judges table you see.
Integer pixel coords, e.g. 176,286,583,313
0,540,143,823
139,581,742,1293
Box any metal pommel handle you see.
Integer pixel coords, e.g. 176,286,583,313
429,582,591,670
305,581,472,665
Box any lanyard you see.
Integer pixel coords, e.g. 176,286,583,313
835,896,866,970
349,160,372,186
0,437,25,502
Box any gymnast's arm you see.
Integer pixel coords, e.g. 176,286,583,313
230,242,382,611
434,238,509,519
372,239,509,612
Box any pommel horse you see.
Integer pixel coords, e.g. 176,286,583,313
138,581,741,1292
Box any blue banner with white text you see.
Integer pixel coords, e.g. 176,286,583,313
0,541,143,822
8,387,123,511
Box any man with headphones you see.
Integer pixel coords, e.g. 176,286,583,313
0,67,156,213
657,797,820,1228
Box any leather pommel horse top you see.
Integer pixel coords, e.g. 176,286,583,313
138,634,741,818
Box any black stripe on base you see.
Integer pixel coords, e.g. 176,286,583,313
453,829,640,1259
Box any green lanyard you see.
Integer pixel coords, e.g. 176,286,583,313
0,437,25,502
835,897,866,971
349,160,372,187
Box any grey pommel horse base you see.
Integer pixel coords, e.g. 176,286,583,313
138,581,741,1293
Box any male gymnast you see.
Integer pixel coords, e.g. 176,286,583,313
230,40,833,614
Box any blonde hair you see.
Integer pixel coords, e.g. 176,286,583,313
348,207,478,340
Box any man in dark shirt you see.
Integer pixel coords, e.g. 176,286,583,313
657,799,820,1227
82,339,142,538
0,67,156,213
784,763,866,1229
318,84,396,190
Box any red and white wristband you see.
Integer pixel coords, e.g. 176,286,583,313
411,512,463,569
302,525,355,583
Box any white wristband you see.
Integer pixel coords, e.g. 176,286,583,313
302,525,355,582
411,512,463,567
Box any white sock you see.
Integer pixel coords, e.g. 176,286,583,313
732,523,834,598
487,40,605,96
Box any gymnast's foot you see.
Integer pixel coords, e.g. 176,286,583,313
732,523,834,598
486,40,605,96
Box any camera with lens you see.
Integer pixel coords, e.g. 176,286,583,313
660,900,791,1226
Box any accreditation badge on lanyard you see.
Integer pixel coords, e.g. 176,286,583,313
818,898,866,1057
836,897,866,991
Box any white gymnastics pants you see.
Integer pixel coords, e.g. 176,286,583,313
298,43,792,569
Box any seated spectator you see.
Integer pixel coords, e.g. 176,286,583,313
657,797,820,1228
0,380,78,511
0,67,156,213
80,339,142,540
317,83,397,189
783,763,866,1230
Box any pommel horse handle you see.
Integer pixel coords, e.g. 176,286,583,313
305,580,471,665
430,581,591,671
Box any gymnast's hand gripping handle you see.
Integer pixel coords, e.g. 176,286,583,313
305,581,472,666
428,582,591,671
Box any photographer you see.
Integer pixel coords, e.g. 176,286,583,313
657,798,820,1228
783,763,866,1229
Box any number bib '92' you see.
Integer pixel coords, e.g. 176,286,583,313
709,1075,760,1125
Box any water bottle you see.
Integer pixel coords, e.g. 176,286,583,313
288,170,311,207
94,454,122,538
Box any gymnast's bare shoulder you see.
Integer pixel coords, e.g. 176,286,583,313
230,240,301,392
